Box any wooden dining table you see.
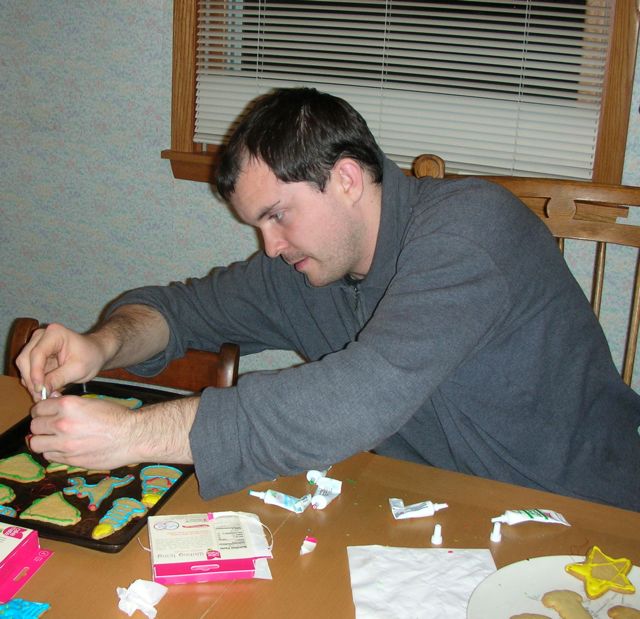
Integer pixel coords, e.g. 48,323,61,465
1,373,639,617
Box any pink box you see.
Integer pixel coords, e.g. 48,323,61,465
0,521,53,603
153,557,257,585
148,512,271,585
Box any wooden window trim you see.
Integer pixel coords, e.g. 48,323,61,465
161,0,639,185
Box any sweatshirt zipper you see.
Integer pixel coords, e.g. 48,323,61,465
351,281,367,328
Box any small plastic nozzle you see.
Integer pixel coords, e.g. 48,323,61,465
430,523,443,545
490,521,502,543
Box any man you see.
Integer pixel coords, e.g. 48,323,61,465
17,88,640,511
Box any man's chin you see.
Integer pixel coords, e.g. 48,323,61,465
304,272,341,287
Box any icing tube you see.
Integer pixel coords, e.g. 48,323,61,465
491,508,570,526
389,498,449,520
311,477,342,509
249,489,311,513
306,467,332,484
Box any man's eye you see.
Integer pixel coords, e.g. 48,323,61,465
270,211,284,222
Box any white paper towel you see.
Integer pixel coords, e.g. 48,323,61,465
347,546,496,618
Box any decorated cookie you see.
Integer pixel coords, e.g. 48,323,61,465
140,465,182,507
0,483,15,505
609,607,640,618
0,452,45,483
566,546,636,599
45,461,108,475
63,474,134,511
91,497,147,540
0,598,50,618
81,393,143,409
541,590,590,619
0,505,17,518
20,491,81,526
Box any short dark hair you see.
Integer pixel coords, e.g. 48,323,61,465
216,87,383,201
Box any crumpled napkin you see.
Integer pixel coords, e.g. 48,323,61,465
116,579,168,618
347,546,495,618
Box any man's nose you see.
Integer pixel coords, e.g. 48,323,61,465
263,229,287,258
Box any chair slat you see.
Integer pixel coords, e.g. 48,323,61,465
591,242,606,318
623,252,640,385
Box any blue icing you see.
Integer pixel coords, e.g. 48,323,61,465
0,599,50,618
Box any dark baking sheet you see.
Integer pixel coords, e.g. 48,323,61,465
0,380,194,553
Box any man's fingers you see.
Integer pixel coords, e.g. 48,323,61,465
15,328,46,395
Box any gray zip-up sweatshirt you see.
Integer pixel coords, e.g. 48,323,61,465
110,158,640,511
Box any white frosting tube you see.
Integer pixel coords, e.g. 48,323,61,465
249,489,311,513
491,508,570,526
311,477,342,509
389,498,448,520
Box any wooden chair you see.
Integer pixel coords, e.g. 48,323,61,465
5,317,239,391
413,154,640,386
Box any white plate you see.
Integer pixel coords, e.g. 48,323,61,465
467,555,640,618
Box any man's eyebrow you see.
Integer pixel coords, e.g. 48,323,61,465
255,201,281,223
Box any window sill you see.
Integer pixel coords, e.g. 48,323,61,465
161,147,423,184
161,149,220,183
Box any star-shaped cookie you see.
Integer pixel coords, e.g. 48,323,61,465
565,546,636,599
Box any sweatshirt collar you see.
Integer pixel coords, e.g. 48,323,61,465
351,155,413,290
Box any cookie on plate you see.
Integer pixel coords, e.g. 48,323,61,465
608,606,640,618
541,589,590,619
566,546,636,599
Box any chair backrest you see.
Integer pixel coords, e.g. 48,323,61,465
5,317,239,391
413,154,640,386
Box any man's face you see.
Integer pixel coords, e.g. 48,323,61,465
231,157,368,286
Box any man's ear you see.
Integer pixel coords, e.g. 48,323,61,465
333,158,365,203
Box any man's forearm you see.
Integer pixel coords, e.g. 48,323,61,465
87,304,171,370
131,396,198,464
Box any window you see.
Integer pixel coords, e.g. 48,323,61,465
162,0,637,183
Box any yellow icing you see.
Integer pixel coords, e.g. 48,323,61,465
141,493,161,507
566,545,636,599
91,523,115,540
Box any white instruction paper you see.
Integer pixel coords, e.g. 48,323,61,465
347,546,495,618
148,511,271,565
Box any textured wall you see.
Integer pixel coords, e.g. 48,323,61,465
0,1,299,375
1,1,639,385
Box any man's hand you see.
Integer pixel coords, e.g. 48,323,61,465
16,324,110,400
15,305,171,401
29,395,198,469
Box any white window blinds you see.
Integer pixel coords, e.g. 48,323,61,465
195,0,612,179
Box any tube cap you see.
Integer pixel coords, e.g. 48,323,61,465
490,521,502,543
311,496,328,510
430,523,443,545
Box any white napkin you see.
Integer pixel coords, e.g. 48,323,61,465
347,546,495,618
116,579,168,618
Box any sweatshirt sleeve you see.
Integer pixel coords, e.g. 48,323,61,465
190,227,508,498
105,255,303,376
